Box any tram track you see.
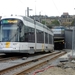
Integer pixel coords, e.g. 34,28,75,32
0,51,66,75
0,52,55,63
0,56,22,63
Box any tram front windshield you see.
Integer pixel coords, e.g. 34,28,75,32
0,19,19,42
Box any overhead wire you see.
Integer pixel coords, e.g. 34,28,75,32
18,0,25,7
51,0,60,16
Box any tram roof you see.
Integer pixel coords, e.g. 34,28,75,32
1,15,52,32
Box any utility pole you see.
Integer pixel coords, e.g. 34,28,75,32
34,0,36,51
72,8,75,58
27,7,29,17
27,7,32,17
72,26,75,57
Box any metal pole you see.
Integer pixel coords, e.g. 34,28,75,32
27,7,32,17
34,0,36,51
72,8,75,57
73,26,75,55
72,26,75,57
72,28,74,57
34,17,36,51
27,7,29,17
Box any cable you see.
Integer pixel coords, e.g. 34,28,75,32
33,65,54,75
18,0,25,6
51,0,60,16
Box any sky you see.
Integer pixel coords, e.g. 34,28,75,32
0,0,75,17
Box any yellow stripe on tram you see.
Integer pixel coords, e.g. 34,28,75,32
42,44,44,51
5,42,10,48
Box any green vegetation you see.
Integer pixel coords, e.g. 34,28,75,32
41,20,49,25
41,20,52,28
71,19,75,26
41,20,60,26
41,20,60,28
51,20,60,26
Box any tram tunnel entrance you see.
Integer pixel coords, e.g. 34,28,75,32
54,38,64,50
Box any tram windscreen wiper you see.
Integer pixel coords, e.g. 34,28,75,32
8,32,18,42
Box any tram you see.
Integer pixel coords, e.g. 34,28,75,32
0,15,54,54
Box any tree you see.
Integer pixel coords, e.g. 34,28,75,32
71,19,75,26
41,20,49,25
51,20,60,26
41,20,52,28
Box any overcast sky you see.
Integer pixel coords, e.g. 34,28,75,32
0,0,75,17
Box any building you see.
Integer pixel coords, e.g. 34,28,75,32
30,12,75,27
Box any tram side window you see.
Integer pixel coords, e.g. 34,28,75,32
52,36,54,44
28,27,35,42
18,21,25,42
49,34,53,44
37,29,44,43
45,32,48,44
0,25,1,41
20,25,25,42
24,26,35,42
24,26,28,42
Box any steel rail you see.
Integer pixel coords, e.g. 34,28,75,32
14,52,66,75
0,56,22,63
0,51,66,75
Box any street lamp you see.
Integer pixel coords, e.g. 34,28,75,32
27,7,32,17
25,7,32,17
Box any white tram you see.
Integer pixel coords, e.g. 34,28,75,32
0,15,54,54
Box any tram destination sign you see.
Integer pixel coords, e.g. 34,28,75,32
1,19,18,24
